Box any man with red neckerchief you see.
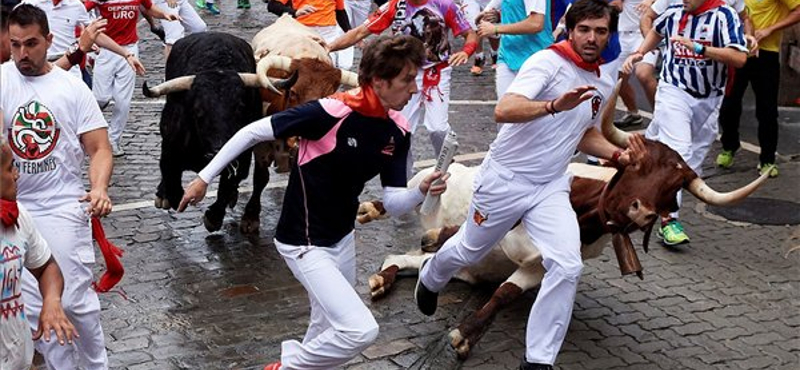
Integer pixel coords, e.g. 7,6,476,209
179,35,449,370
414,1,647,368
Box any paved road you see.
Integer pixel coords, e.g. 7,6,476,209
70,5,800,369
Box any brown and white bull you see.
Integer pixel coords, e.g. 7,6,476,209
356,80,773,358
143,17,359,234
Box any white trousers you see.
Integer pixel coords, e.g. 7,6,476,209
420,157,583,365
402,66,452,177
93,43,138,147
21,203,108,370
646,82,722,218
157,0,207,45
495,63,517,98
276,232,379,370
315,25,353,70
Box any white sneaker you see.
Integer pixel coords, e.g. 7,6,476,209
111,143,125,157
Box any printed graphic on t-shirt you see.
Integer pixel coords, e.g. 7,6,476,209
8,101,61,164
404,8,451,64
1,242,25,321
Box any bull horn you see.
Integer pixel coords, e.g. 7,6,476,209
257,55,294,95
686,168,772,206
142,76,195,97
340,69,359,87
600,78,631,148
238,73,262,88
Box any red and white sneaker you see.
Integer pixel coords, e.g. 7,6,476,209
264,362,281,370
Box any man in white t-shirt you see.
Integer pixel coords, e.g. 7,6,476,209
1,138,77,370
1,5,114,369
415,0,646,368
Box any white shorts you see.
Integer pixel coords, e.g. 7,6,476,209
156,0,207,45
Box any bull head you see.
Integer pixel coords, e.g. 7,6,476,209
256,55,359,97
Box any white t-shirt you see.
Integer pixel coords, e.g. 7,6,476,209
490,49,614,183
21,0,92,59
619,0,646,32
0,203,52,370
651,0,745,14
1,62,107,214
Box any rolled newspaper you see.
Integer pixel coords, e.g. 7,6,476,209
420,130,459,215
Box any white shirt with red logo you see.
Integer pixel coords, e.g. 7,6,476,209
1,63,107,214
489,49,614,183
85,0,153,45
0,203,52,370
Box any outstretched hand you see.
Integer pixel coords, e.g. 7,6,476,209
553,85,597,112
178,177,209,212
619,133,647,166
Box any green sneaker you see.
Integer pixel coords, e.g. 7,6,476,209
758,163,779,178
658,219,690,246
716,150,735,168
237,0,250,8
195,0,205,8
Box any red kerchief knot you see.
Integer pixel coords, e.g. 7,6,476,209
549,40,602,77
331,85,388,118
91,217,125,293
0,199,19,229
679,0,724,33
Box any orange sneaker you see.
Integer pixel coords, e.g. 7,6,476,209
264,362,281,370
470,65,483,75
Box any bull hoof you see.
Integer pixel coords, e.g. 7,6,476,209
239,216,260,234
203,212,224,232
448,329,472,359
154,197,171,210
368,274,386,300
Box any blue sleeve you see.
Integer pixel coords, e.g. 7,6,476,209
271,101,342,140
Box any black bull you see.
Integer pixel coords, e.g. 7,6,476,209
144,32,279,233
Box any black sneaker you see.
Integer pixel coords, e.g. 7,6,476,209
613,113,644,129
150,25,166,42
415,257,438,316
520,360,553,370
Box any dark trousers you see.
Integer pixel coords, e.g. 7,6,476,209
718,50,779,164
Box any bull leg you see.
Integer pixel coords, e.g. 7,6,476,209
155,157,184,210
240,143,272,234
203,173,238,232
449,265,544,359
369,253,433,300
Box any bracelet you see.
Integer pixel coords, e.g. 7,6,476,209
693,42,705,55
494,25,499,36
462,41,478,57
611,149,624,163
550,99,560,115
67,48,86,66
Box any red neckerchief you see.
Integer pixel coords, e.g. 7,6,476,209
0,199,19,229
91,217,125,293
330,85,389,118
678,0,724,33
549,40,601,77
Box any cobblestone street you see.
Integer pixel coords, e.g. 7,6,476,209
77,5,800,369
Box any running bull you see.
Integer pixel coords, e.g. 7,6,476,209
356,80,773,359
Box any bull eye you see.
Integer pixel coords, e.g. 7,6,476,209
631,199,640,210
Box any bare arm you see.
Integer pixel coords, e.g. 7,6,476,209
671,36,747,68
94,33,146,75
79,128,114,217
495,85,597,123
621,28,664,74
328,24,372,52
640,7,658,36
29,257,78,345
754,5,800,42
449,29,479,66
479,12,544,38
577,129,647,165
